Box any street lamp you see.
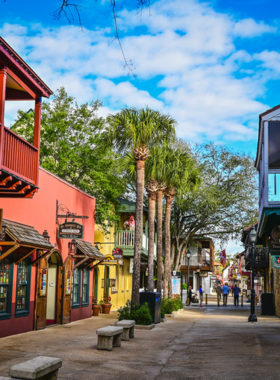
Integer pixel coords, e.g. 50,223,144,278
186,249,191,287
248,226,257,322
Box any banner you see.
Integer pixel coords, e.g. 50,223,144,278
218,249,226,267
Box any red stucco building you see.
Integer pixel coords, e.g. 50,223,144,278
0,37,104,338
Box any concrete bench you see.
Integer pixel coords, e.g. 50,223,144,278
115,320,135,341
9,356,62,380
96,326,123,351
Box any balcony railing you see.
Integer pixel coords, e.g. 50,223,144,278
245,247,269,270
182,253,214,271
1,126,38,184
115,230,156,255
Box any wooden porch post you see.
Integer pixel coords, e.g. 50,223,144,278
0,65,7,167
34,97,42,186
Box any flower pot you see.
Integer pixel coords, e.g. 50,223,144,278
101,303,112,314
92,305,101,316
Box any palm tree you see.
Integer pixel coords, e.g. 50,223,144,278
107,108,176,304
161,145,200,298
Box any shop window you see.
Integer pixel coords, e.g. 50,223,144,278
82,268,89,307
72,267,81,308
0,258,13,319
15,260,31,317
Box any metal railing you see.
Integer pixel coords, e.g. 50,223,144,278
245,247,269,270
1,126,38,184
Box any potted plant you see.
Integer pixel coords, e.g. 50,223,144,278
92,297,101,317
101,294,112,314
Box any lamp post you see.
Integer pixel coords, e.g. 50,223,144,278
248,226,258,322
186,249,191,287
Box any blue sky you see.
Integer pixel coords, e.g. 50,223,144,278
1,0,280,161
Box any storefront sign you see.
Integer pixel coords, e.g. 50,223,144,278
129,258,133,273
272,256,280,269
112,248,123,259
171,271,181,295
58,222,84,239
199,271,208,277
269,225,280,255
101,259,123,265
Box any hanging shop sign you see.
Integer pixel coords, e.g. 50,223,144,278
272,256,280,269
254,269,265,277
199,271,208,277
101,259,123,265
112,248,123,259
269,225,280,255
58,222,84,239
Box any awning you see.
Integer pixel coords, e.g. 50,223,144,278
0,219,53,262
73,240,105,269
258,207,280,237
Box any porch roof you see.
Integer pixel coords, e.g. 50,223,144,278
3,219,53,249
77,240,105,260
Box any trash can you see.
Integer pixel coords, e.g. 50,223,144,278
261,293,275,315
140,291,161,324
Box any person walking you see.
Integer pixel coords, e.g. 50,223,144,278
187,286,193,305
222,283,230,306
199,285,204,307
217,284,222,300
233,284,240,306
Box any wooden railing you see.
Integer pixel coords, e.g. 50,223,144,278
1,126,38,184
115,230,155,254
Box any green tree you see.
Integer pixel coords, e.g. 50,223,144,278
106,108,176,304
170,143,258,272
11,87,125,230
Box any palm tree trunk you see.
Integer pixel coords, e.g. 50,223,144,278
156,190,163,294
163,194,173,298
132,159,145,305
147,191,156,291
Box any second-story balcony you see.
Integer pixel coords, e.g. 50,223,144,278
115,230,156,258
181,250,215,272
245,247,269,270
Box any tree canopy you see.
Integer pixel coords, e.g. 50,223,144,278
11,87,126,230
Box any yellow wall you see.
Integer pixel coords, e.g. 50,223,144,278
94,224,133,310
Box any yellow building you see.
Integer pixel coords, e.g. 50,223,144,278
93,199,155,310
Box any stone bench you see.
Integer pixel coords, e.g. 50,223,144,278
8,356,62,380
96,326,123,351
115,320,135,341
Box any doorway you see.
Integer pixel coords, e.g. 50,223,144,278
94,268,99,301
46,252,58,325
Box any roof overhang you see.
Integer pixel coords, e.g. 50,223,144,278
0,36,53,99
258,207,280,238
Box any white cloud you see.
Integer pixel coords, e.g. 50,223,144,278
0,0,278,142
233,18,277,38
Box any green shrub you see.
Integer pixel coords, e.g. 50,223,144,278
161,298,174,314
134,302,153,325
182,283,188,290
173,295,184,310
117,300,153,325
117,300,140,321
161,308,165,319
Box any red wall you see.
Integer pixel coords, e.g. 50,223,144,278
0,168,96,338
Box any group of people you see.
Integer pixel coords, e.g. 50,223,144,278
217,283,241,306
187,283,241,307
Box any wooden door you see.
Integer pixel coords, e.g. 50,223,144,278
35,255,48,330
61,255,72,324
56,265,63,324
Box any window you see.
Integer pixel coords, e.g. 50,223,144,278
268,173,280,202
72,267,80,308
0,258,13,319
82,268,89,306
268,122,280,169
16,260,31,316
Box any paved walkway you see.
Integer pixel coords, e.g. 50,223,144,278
1,306,280,379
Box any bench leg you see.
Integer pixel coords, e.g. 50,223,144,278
113,333,121,347
37,370,59,380
121,328,130,341
97,335,113,351
129,326,135,339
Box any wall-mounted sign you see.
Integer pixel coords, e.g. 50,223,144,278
101,259,123,265
269,225,280,255
113,248,123,259
58,222,84,239
129,258,133,274
199,271,208,277
65,270,71,295
272,256,280,269
39,268,47,296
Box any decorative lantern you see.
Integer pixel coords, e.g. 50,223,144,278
42,230,50,242
68,239,77,255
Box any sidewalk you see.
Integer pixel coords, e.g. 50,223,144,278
1,307,280,379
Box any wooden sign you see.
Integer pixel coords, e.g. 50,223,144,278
58,222,84,239
101,260,123,265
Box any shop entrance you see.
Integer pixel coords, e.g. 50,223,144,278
35,249,63,330
46,253,58,324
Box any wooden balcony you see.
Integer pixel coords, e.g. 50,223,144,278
0,125,38,197
181,252,215,272
115,230,156,257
